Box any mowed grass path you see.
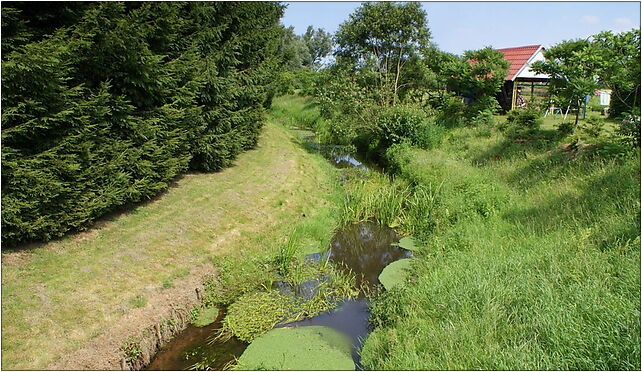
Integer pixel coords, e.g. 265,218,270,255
2,119,338,369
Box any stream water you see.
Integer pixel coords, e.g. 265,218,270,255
145,310,246,371
146,143,408,370
275,221,411,368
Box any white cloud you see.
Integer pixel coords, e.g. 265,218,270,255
611,17,636,33
580,15,600,24
615,17,633,28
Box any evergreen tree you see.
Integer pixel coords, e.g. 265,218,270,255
1,2,285,245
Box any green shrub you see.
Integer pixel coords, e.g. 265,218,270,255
470,109,496,127
414,118,446,149
556,122,574,136
502,108,542,140
376,105,424,148
617,110,641,148
580,116,606,138
466,96,501,121
435,94,466,128
375,104,443,151
384,143,414,174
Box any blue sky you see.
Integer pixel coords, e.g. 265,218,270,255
282,1,641,55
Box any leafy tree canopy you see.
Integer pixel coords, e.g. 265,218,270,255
276,25,310,72
531,30,640,125
444,47,510,100
334,2,431,105
590,29,641,118
302,26,333,69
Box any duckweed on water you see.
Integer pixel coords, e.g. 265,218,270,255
219,258,359,343
236,326,355,370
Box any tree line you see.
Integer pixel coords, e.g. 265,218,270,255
1,2,287,245
280,2,639,160
2,1,639,245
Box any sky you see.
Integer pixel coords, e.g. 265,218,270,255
281,1,641,55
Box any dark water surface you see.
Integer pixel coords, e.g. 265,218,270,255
276,299,370,366
295,130,381,173
144,310,246,371
329,221,411,292
273,221,410,369
146,222,409,370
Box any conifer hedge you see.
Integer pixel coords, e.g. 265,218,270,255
1,2,284,245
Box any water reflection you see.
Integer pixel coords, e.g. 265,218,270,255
329,221,412,292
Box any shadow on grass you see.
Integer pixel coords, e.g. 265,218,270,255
472,129,562,164
501,162,640,247
303,101,319,112
2,172,191,253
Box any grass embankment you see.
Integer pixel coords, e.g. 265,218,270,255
359,125,640,369
1,106,341,369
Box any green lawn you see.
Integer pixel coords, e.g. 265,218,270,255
495,110,620,133
1,109,341,369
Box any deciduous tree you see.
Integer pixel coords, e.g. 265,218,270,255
334,2,431,105
302,26,333,69
531,39,600,128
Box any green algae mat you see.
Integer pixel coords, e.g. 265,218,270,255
193,306,219,327
236,326,355,370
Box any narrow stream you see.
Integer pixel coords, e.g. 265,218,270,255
145,309,246,371
276,221,411,368
146,138,407,370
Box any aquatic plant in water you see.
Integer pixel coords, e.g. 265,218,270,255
219,291,292,343
236,326,355,370
392,236,418,251
192,306,219,327
378,259,413,290
218,258,359,343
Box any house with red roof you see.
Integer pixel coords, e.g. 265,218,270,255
496,44,550,112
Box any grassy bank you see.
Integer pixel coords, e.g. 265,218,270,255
1,104,342,369
359,124,640,369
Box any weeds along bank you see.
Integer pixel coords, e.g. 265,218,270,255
356,128,639,369
276,93,640,369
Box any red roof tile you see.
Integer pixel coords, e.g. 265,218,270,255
497,45,542,80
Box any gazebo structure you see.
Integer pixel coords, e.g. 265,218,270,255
496,44,550,112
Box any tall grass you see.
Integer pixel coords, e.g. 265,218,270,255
269,95,326,131
274,228,301,276
339,172,408,227
360,124,641,370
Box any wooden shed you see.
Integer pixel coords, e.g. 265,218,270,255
496,44,550,112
